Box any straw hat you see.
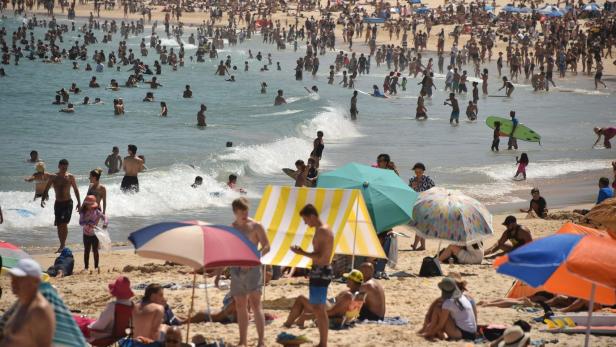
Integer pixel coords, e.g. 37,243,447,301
498,326,530,347
586,198,616,235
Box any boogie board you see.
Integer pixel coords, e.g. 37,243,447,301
485,116,541,143
282,168,315,187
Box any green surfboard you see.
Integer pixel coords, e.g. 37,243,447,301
485,116,541,143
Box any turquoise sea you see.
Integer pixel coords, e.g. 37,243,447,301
0,15,614,247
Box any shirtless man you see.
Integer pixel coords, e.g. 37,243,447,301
484,216,532,259
274,89,287,105
197,104,207,127
121,144,144,193
24,162,50,200
132,283,165,342
0,259,55,347
104,146,122,174
230,198,270,347
215,60,228,76
291,204,335,347
41,159,81,252
357,262,386,321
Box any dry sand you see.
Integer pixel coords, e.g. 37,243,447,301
0,211,613,346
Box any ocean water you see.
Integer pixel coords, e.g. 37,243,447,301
0,16,614,247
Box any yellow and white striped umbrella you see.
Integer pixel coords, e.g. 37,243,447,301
254,185,386,268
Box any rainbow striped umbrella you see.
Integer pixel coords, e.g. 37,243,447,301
0,241,32,269
128,220,261,269
494,234,616,347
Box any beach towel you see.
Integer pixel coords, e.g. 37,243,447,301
357,316,409,325
39,282,88,347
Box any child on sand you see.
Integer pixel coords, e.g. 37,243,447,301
514,153,529,180
491,121,501,152
79,195,108,272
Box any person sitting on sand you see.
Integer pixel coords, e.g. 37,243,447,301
484,216,532,259
88,276,134,341
438,242,484,265
132,283,166,343
357,263,386,321
596,177,614,205
520,188,548,218
418,277,477,341
283,269,363,328
592,127,616,149
188,292,238,324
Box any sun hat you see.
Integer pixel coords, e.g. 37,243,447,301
438,277,462,300
83,195,99,210
109,276,134,300
498,326,531,347
9,258,42,278
342,269,364,284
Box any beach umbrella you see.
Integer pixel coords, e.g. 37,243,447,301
501,4,520,13
129,221,261,343
128,220,261,269
538,5,564,17
583,3,601,12
494,234,616,347
0,240,32,269
414,6,430,14
39,282,88,347
409,0,421,4
410,187,494,245
317,163,417,233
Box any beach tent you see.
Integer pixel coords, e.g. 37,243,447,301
506,222,610,298
254,185,387,268
538,5,564,16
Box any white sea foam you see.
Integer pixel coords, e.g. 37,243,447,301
0,165,238,230
250,109,303,118
455,159,611,181
151,37,197,50
219,137,311,175
300,106,360,140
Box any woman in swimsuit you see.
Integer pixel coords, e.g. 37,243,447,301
87,168,107,214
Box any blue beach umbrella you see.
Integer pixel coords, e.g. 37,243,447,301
414,6,431,14
583,3,601,12
317,163,418,233
538,5,564,17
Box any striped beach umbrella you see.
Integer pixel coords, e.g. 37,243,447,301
494,234,616,347
0,241,32,269
128,221,261,269
39,282,88,347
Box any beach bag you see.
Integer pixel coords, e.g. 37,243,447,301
94,226,112,252
419,256,442,277
387,235,398,269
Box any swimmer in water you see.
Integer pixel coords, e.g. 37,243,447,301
197,104,207,127
160,102,168,117
93,98,103,105
107,79,120,91
371,85,384,97
498,76,515,97
416,90,428,120
304,86,318,94
24,161,51,201
215,60,228,76
143,92,154,102
145,76,162,89
227,174,247,194
260,82,267,94
226,75,236,82
60,103,75,113
274,89,287,105
82,96,90,105
183,85,193,98
191,176,203,188
89,76,100,88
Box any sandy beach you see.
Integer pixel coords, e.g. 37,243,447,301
0,209,610,346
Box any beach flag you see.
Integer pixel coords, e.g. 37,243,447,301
254,185,386,268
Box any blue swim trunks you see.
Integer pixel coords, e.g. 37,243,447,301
450,111,460,121
309,285,329,305
308,265,333,305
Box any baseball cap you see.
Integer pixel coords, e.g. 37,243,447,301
502,215,517,226
343,269,364,284
9,258,42,278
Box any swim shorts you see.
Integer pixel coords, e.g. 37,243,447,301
308,265,333,305
450,111,460,122
54,200,73,226
121,176,139,193
359,305,384,321
230,266,263,296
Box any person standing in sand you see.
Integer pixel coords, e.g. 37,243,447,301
121,144,144,193
24,161,51,201
41,159,81,253
104,146,122,174
291,204,334,347
230,198,270,347
0,259,55,347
